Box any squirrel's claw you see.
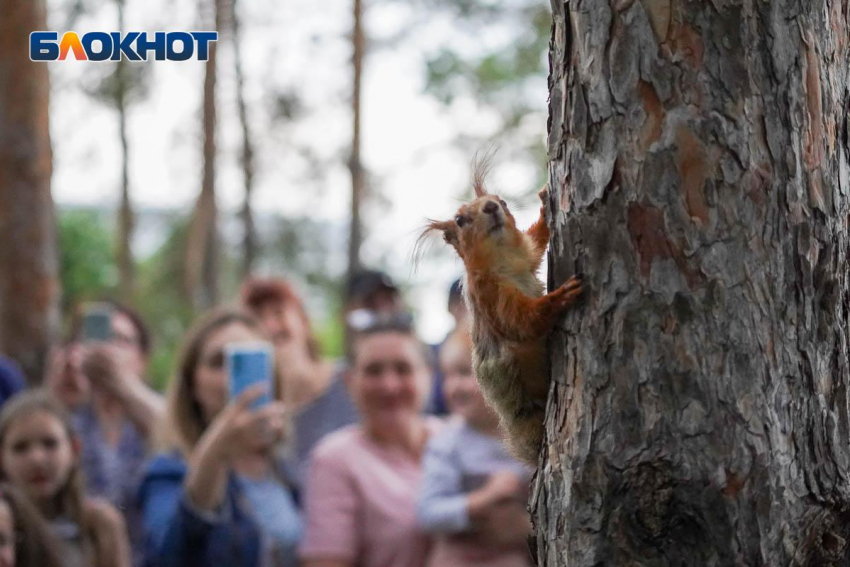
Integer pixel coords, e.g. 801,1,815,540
538,184,550,205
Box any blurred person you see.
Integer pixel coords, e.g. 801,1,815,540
73,302,164,498
299,314,441,567
0,390,132,567
0,481,65,567
240,278,358,484
446,278,467,328
0,357,24,409
43,343,90,410
343,269,405,359
138,308,301,567
424,278,467,416
49,302,164,566
417,329,533,567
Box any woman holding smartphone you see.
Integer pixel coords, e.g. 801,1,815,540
138,308,302,567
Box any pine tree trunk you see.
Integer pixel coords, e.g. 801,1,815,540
347,0,365,283
116,0,135,302
186,0,221,310
232,0,257,277
534,1,850,565
0,0,59,383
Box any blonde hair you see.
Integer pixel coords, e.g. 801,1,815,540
0,390,93,562
158,308,278,456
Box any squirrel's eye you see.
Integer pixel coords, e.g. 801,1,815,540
455,215,467,228
499,199,507,208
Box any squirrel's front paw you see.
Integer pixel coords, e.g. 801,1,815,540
538,184,550,205
554,274,583,308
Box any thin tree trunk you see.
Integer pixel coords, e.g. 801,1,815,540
535,1,850,565
347,0,365,283
116,0,135,301
232,0,257,277
185,0,221,310
0,0,59,383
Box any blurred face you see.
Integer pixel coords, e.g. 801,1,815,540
110,311,146,378
1,411,77,506
44,344,90,410
0,500,14,567
256,301,309,353
193,322,265,423
350,332,430,430
441,339,495,426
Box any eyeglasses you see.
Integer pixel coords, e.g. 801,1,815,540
346,309,415,334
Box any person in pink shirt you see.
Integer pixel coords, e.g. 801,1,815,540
299,314,441,567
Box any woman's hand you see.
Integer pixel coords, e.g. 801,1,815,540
80,343,165,436
201,384,287,461
80,344,132,399
184,385,286,513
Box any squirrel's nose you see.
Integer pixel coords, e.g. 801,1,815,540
483,201,499,215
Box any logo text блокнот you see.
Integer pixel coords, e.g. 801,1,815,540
30,31,218,62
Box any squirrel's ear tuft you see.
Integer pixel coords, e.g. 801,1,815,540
414,220,456,267
471,150,495,198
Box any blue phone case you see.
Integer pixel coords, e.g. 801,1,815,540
226,342,273,410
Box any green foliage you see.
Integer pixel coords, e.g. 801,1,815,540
134,217,195,391
85,60,153,109
57,209,118,313
425,2,550,107
421,0,552,195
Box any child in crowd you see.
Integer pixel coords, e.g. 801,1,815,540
0,482,64,567
0,391,131,567
417,328,533,567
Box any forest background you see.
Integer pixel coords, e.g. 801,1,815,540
48,0,553,388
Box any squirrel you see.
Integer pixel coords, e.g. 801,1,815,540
420,168,583,464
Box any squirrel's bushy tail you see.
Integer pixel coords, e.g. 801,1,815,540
502,408,545,465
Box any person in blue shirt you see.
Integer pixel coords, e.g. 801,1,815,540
0,355,24,407
138,308,302,567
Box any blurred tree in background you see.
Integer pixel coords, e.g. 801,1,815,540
83,0,152,303
0,0,60,384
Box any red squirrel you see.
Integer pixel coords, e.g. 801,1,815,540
421,170,582,463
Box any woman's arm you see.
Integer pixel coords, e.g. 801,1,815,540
140,457,235,567
84,498,132,567
81,345,164,437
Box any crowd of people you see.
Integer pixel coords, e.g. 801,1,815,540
0,269,535,567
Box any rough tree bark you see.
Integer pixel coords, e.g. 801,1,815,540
0,0,60,383
533,1,850,565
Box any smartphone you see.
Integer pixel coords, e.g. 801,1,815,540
226,341,273,410
81,303,113,341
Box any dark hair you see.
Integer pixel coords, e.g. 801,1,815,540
160,308,275,455
108,301,152,356
349,311,432,368
0,482,64,567
448,278,463,309
240,277,320,362
68,300,152,356
345,269,399,304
